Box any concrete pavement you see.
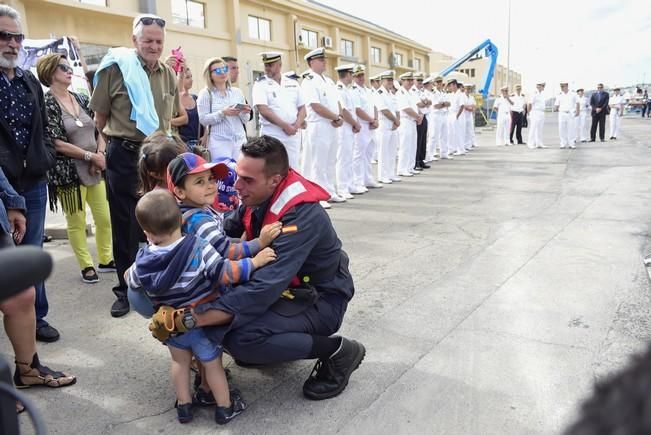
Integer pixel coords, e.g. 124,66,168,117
5,115,651,434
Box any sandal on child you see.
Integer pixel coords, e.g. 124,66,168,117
14,353,77,389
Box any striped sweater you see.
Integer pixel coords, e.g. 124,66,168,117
126,234,254,308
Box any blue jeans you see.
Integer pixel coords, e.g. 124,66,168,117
127,287,154,318
19,181,49,327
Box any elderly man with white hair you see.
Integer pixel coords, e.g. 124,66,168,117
90,13,186,317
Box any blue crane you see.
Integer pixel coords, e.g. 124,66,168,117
439,39,498,98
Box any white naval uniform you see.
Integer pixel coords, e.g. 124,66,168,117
576,95,590,142
396,85,419,175
423,88,436,161
351,83,377,188
252,75,304,169
554,91,578,147
494,96,512,146
300,70,340,196
375,85,399,182
434,90,449,157
336,81,356,196
448,90,466,154
527,90,546,148
464,93,477,149
609,93,624,138
370,87,381,162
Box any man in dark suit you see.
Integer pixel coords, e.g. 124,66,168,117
590,83,609,142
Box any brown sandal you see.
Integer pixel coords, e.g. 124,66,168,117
14,353,76,389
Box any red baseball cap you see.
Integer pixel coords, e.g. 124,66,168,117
167,153,229,190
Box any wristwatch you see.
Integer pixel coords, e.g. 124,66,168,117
83,151,92,161
182,308,196,330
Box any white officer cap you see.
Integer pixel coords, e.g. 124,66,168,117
380,70,395,80
335,63,355,72
304,47,326,62
283,70,300,80
423,75,434,84
399,71,414,80
500,85,508,91
352,64,366,76
413,72,425,81
536,81,546,86
259,51,282,64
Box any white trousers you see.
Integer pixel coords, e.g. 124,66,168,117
397,121,417,174
576,112,589,142
558,112,575,147
495,112,510,145
336,125,355,195
465,111,475,148
609,111,621,138
378,126,398,181
353,122,376,186
434,113,448,157
305,121,337,194
527,110,545,147
425,113,436,160
209,139,242,161
262,128,301,169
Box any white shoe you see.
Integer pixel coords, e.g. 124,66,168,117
378,178,392,184
390,176,402,182
569,145,576,149
366,181,382,188
350,186,366,195
339,192,354,200
537,145,548,149
430,157,439,161
453,151,466,156
320,200,332,209
371,159,378,164
439,154,454,160
410,170,421,175
397,172,414,177
560,145,566,149
329,194,346,203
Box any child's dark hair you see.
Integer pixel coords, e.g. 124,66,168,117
138,132,187,193
135,190,181,236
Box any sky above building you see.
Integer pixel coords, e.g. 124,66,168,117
318,0,651,92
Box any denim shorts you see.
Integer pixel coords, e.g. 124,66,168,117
165,328,222,362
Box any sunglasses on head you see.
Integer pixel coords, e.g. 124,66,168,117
211,66,229,75
57,64,73,73
0,30,25,43
138,17,166,27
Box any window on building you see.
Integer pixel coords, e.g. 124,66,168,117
394,53,403,66
470,68,476,78
248,16,271,41
171,0,205,28
78,0,106,5
341,39,354,57
301,29,318,49
413,58,421,71
371,47,381,64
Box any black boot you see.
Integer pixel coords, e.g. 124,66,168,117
303,338,366,400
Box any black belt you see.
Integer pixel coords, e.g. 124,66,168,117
109,137,142,153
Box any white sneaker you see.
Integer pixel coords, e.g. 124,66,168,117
398,172,414,177
320,200,332,209
366,181,382,188
378,178,393,184
350,186,366,195
329,194,346,203
390,176,402,182
339,192,354,200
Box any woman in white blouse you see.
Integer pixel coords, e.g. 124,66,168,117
197,57,251,160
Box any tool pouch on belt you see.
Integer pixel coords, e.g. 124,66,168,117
270,284,319,317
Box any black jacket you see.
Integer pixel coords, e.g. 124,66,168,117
0,69,55,192
590,91,610,116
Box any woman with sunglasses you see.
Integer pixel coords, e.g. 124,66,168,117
36,53,114,284
197,57,251,160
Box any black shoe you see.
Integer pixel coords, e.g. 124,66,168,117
419,163,431,169
589,139,596,142
175,402,193,424
110,297,130,318
215,389,247,425
517,142,525,145
193,387,216,406
97,261,117,273
81,267,99,284
35,324,60,343
42,234,53,243
303,338,366,400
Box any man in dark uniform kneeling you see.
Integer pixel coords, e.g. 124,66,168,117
151,135,365,400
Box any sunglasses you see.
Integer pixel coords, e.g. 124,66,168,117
211,66,229,75
57,64,73,73
0,30,25,43
137,17,166,27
